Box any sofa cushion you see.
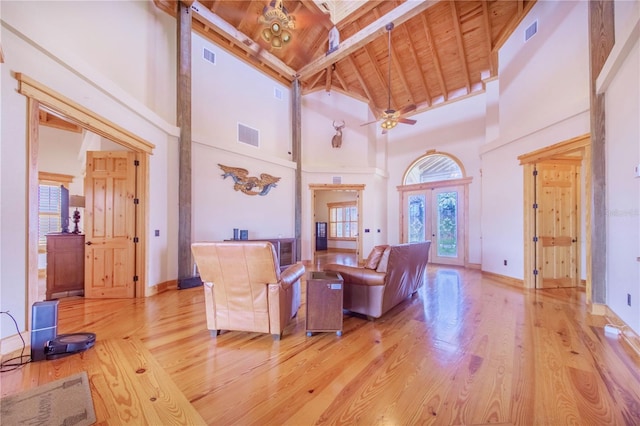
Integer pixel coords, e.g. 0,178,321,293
375,247,392,273
323,263,385,286
364,245,388,269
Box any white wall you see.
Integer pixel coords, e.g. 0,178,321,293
603,0,640,333
1,1,178,340
480,0,590,278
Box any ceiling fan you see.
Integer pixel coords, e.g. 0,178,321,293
361,23,417,134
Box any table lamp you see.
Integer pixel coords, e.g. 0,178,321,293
69,195,85,234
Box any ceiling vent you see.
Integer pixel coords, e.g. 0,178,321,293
332,176,342,184
238,123,259,147
203,47,216,65
525,20,538,42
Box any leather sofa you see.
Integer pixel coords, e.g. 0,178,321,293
191,241,305,339
323,241,431,319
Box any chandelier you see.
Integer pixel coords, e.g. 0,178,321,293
259,0,295,49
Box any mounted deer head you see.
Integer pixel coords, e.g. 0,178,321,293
331,120,345,148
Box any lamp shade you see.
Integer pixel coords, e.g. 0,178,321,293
69,195,85,208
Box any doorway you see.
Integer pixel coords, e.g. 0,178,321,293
309,184,364,265
519,134,590,292
18,74,154,312
402,183,467,266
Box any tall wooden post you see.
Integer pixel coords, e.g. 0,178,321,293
292,78,302,261
588,1,614,305
177,2,193,286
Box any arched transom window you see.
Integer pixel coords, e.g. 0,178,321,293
404,152,464,185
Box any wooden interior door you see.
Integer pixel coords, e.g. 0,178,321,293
84,151,137,298
535,162,579,288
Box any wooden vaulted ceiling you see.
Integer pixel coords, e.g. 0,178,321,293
155,0,537,122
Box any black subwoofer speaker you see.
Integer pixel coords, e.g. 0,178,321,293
30,300,59,362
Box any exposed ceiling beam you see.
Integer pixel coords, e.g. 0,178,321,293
333,64,348,91
325,65,333,92
420,13,447,101
190,1,296,79
481,1,497,77
399,22,431,105
298,0,441,78
344,55,375,110
449,1,471,94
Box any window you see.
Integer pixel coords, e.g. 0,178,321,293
38,172,73,246
404,152,463,185
328,202,357,239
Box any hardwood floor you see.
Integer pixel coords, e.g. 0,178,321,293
2,252,640,425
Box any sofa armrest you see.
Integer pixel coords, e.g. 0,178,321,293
280,263,305,289
323,264,385,286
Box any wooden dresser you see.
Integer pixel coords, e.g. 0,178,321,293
46,233,85,300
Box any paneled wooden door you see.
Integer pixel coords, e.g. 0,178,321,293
84,151,137,298
535,162,579,288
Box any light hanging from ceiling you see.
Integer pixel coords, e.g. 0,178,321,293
381,117,398,130
259,0,295,49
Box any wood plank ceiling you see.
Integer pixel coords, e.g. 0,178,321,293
155,0,537,124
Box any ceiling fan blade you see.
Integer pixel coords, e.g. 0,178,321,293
399,104,417,115
398,118,417,125
360,119,379,127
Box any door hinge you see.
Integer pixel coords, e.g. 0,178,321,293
533,236,538,242
134,160,140,166
533,203,538,209
133,237,139,243
533,170,538,176
533,269,539,275
133,275,139,282
134,198,139,205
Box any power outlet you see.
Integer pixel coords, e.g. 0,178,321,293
504,259,507,266
628,293,632,306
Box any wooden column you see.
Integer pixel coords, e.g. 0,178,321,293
177,2,193,285
292,78,302,261
588,1,614,305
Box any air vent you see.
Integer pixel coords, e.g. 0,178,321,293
525,20,538,42
274,87,284,100
238,123,259,147
332,176,342,184
203,47,216,65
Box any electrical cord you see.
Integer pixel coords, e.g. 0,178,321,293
0,311,31,372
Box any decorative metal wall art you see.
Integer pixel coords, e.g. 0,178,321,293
218,164,280,196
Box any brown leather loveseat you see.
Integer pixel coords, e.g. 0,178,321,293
191,241,305,339
323,241,431,319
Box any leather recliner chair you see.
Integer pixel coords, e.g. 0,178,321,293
191,241,305,339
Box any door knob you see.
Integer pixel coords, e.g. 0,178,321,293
85,241,92,245
572,239,577,243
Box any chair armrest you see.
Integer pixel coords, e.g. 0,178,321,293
280,263,305,289
323,264,385,286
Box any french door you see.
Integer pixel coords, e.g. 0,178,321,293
402,184,466,266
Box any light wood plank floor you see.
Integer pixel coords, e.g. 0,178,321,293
2,253,640,425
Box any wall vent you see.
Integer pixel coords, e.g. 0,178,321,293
525,20,538,42
203,47,216,65
238,123,259,147
332,176,342,184
274,87,284,100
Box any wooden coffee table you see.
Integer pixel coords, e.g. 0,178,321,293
306,271,344,336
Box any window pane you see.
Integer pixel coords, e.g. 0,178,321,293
437,192,458,257
38,184,62,244
405,154,462,184
408,194,426,243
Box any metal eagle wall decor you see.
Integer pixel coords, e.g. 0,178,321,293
218,164,280,196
